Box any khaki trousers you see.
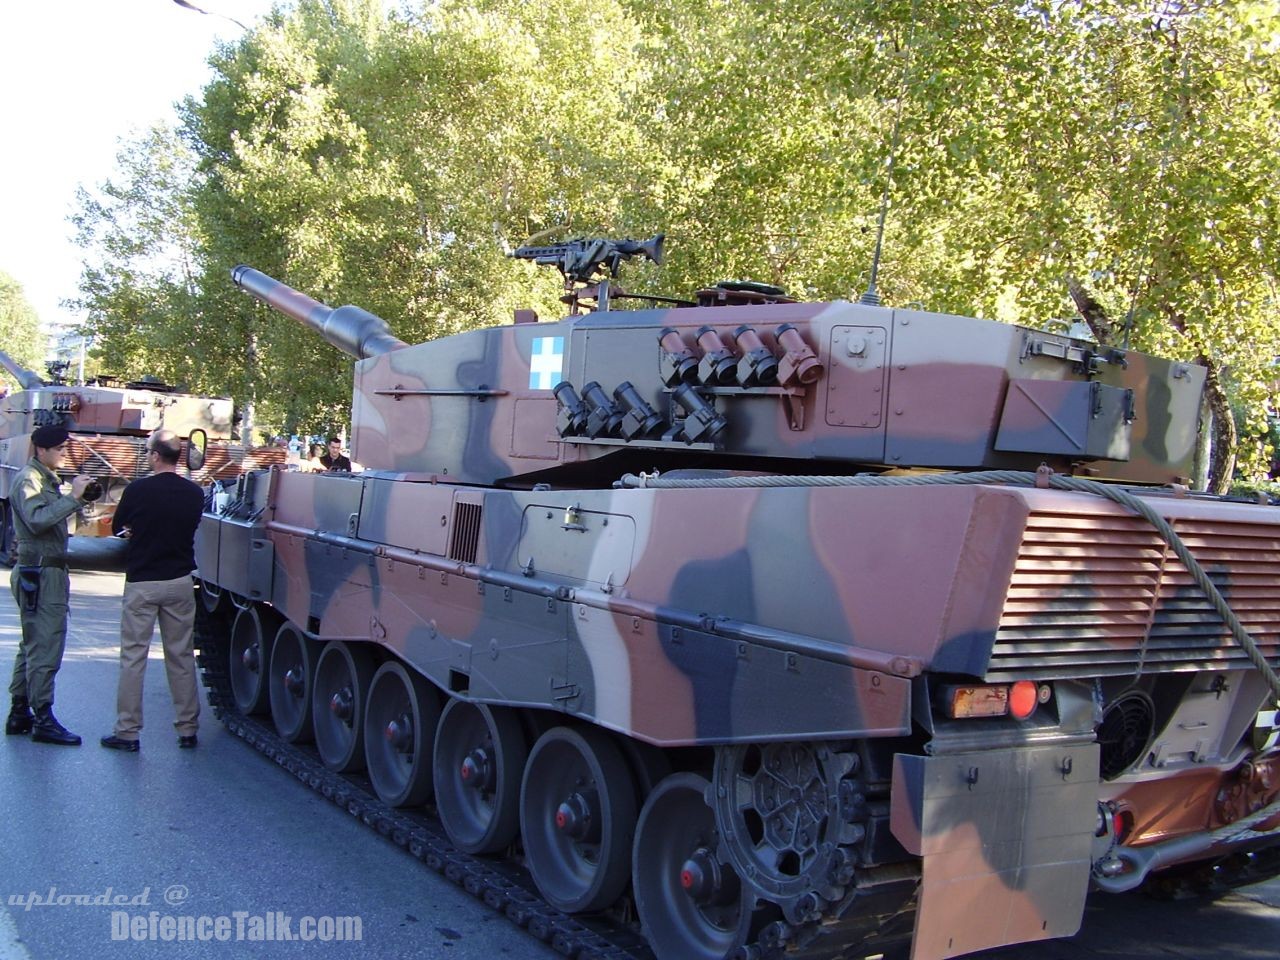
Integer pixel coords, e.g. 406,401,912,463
115,576,199,739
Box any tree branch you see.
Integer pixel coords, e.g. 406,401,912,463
1065,274,1118,344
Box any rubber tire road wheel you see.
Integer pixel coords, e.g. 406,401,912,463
633,772,753,960
268,622,320,742
520,726,638,913
312,641,377,774
229,605,281,715
363,661,441,808
433,700,527,855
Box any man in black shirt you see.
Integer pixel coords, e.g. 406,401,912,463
319,436,352,472
100,430,205,752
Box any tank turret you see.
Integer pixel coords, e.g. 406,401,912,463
234,259,1201,488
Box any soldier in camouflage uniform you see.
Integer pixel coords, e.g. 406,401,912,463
5,425,95,746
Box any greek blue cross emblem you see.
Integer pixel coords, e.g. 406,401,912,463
529,337,565,390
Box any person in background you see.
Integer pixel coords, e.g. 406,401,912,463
319,437,352,472
5,425,96,746
306,443,327,472
100,430,205,752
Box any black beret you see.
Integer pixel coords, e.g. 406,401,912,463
31,425,70,449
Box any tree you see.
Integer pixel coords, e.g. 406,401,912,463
0,271,45,388
1000,2,1280,490
71,0,1279,476
70,125,208,388
169,0,655,434
621,0,1279,487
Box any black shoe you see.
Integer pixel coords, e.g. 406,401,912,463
100,734,140,752
31,707,81,747
177,734,198,750
5,697,33,735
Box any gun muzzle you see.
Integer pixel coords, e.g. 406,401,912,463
553,382,589,437
672,384,728,444
581,382,624,438
732,326,779,387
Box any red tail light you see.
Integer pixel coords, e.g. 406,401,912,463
1009,681,1039,719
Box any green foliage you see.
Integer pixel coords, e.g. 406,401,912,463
69,125,208,389
70,0,1280,466
0,271,44,387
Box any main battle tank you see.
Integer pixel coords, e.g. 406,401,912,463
193,240,1280,960
0,349,285,559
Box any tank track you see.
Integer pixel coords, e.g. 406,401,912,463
193,600,916,960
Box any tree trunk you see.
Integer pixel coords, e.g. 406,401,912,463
240,398,257,447
1156,302,1237,494
1192,390,1212,491
1199,356,1237,494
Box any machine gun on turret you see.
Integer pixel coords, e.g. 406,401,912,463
509,234,665,315
45,360,71,385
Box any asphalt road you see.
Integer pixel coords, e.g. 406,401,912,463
0,564,557,960
1,563,1276,960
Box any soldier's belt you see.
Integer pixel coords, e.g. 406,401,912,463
15,557,67,569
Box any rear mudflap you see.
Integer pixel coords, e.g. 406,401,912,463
890,742,1099,960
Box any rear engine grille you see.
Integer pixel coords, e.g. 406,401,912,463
60,434,284,483
64,435,148,480
987,511,1280,681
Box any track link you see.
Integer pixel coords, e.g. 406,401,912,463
194,600,914,960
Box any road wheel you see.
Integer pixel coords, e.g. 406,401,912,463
633,773,753,960
268,622,320,742
433,700,527,854
313,641,377,773
521,726,637,913
363,661,440,807
229,605,281,715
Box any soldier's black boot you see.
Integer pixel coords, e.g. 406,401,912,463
31,706,81,746
5,697,33,735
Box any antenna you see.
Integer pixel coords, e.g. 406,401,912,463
860,92,905,307
860,16,918,308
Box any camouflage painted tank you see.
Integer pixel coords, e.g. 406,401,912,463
193,241,1280,960
0,349,285,558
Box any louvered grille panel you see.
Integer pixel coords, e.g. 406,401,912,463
449,502,482,564
64,435,149,479
987,510,1280,681
59,434,284,483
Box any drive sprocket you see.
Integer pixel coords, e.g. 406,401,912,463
711,741,864,924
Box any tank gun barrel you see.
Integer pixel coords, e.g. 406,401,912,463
230,265,408,359
0,348,46,389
